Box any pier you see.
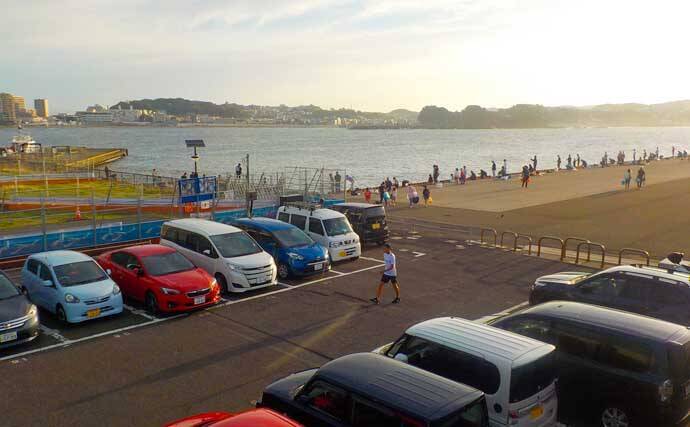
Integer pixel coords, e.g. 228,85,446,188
0,146,128,175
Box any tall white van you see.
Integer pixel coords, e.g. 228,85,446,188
276,205,361,262
376,317,558,427
160,218,277,293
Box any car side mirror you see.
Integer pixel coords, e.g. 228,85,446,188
106,268,112,276
202,249,211,256
137,268,145,277
394,353,409,363
42,280,53,287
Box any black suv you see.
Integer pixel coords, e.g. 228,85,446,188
489,301,690,427
259,352,489,427
329,203,389,245
528,265,690,325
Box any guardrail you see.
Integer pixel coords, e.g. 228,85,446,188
517,234,533,255
499,231,518,250
480,228,497,247
563,237,590,260
618,248,651,266
537,236,564,258
575,242,606,268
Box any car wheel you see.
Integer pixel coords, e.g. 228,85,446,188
601,406,631,427
145,291,159,316
215,274,228,294
277,263,290,280
56,304,68,324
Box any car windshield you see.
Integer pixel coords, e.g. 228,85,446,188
141,252,195,276
54,260,108,287
365,206,386,218
273,228,315,248
0,274,20,300
509,352,557,403
323,217,353,236
210,232,263,258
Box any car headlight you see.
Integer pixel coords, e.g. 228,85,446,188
210,278,218,290
226,262,238,271
329,241,338,248
112,284,121,295
64,293,80,303
288,252,304,261
27,305,38,317
160,287,180,295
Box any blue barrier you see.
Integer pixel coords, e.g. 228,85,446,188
0,200,343,260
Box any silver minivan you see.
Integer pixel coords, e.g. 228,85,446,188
376,317,558,427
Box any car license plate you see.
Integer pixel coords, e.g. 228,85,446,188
313,263,323,271
0,331,17,343
339,250,347,257
530,406,544,420
194,296,205,305
372,223,380,230
87,308,100,318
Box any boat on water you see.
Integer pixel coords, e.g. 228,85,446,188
3,128,42,155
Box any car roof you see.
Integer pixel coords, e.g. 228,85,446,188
164,218,241,236
602,265,690,283
406,317,554,363
219,409,302,427
28,250,93,266
522,301,690,344
279,206,343,220
332,202,384,210
234,217,295,231
114,244,175,257
316,353,483,421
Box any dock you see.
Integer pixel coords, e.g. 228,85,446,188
0,146,128,174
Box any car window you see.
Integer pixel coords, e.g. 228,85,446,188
309,218,325,235
510,352,556,403
303,381,349,422
162,225,177,242
209,232,263,258
500,317,555,344
616,274,651,300
141,252,195,276
352,398,400,427
27,259,39,275
323,217,353,237
176,229,190,248
554,322,603,360
0,273,20,300
197,235,213,255
278,212,290,223
649,283,690,306
38,264,53,281
579,274,621,297
290,214,307,229
390,335,501,394
53,260,108,287
599,335,655,373
110,252,129,268
273,228,313,247
123,253,140,269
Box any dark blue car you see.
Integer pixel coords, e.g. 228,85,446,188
232,217,330,279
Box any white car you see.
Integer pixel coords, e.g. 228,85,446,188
276,205,361,262
160,218,277,293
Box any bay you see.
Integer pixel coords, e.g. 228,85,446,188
2,126,689,187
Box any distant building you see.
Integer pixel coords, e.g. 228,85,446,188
0,93,17,123
86,104,107,113
76,110,113,124
111,106,142,123
12,96,26,114
34,99,49,118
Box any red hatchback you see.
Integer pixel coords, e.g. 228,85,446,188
165,408,303,427
98,244,221,314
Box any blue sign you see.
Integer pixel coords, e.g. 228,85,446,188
178,176,217,204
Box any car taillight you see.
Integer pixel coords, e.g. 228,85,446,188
660,379,674,402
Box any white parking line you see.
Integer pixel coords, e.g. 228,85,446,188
360,256,384,263
0,314,186,362
123,304,156,321
39,325,67,343
277,282,292,287
329,270,346,276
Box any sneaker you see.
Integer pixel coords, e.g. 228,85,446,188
370,297,379,305
392,297,400,304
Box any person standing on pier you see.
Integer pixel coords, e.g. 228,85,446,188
633,149,637,164
576,154,581,168
636,167,646,189
521,165,530,188
623,169,632,190
567,154,572,169
334,171,342,193
557,155,562,170
378,181,386,204
432,165,440,184
235,162,242,179
532,155,538,172
422,185,431,206
503,159,507,177
491,161,497,177
370,244,400,305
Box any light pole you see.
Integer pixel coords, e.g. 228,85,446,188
185,139,205,176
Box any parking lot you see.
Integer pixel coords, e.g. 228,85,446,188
0,220,594,426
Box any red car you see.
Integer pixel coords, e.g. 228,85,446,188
98,244,221,314
164,408,303,427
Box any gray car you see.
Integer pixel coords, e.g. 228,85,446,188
0,270,40,349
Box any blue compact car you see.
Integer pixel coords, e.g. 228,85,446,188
232,217,330,279
21,250,124,324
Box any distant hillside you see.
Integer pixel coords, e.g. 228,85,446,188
111,98,250,119
417,100,690,129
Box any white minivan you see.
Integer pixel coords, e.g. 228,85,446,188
276,205,361,262
375,317,558,427
160,218,277,293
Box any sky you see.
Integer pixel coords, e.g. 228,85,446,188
2,0,690,114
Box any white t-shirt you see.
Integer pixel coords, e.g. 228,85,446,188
384,252,397,276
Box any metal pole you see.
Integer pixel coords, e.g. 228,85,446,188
137,190,142,240
91,190,97,248
41,198,47,252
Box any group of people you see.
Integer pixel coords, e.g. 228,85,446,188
622,167,646,190
556,154,587,170
363,176,433,208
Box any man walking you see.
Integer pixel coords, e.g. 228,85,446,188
370,244,400,304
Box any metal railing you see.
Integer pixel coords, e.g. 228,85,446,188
517,234,533,255
575,242,606,268
563,237,590,261
500,231,518,251
480,228,497,246
537,236,564,258
618,248,651,266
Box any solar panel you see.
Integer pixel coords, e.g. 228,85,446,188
185,139,205,147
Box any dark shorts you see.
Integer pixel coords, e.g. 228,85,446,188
381,274,398,284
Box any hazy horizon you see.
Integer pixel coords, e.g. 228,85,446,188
3,0,690,114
